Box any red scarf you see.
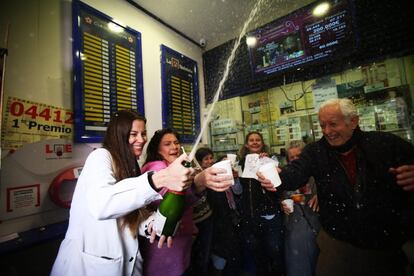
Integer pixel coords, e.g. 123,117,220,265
338,149,357,186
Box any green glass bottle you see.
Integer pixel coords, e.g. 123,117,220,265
153,161,190,237
153,190,186,237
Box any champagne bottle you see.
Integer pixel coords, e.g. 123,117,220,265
153,161,190,237
153,190,186,237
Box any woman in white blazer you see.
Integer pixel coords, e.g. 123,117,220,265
50,110,194,276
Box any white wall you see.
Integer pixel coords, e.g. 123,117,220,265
0,0,206,236
0,0,206,139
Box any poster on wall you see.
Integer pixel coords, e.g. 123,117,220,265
6,184,40,212
312,78,338,111
160,45,200,143
72,0,144,143
1,97,73,150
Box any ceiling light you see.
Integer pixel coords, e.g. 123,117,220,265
246,36,257,47
313,2,330,17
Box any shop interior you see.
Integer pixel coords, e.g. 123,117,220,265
1,0,413,275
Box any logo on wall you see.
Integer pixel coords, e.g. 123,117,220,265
170,57,180,69
45,143,73,159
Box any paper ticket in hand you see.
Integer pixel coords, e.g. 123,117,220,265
241,153,260,178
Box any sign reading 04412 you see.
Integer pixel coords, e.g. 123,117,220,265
2,97,74,150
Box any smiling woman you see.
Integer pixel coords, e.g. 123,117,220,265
237,131,285,275
128,119,147,158
50,110,194,276
140,128,197,276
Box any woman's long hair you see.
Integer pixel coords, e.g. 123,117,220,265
238,131,269,159
144,128,180,165
102,110,150,238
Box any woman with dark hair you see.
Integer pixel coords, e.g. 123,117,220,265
140,130,232,276
195,147,215,169
238,131,285,275
51,110,193,276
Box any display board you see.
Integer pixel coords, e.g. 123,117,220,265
247,0,355,79
72,0,144,143
160,45,200,143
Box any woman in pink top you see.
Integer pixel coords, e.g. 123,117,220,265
140,129,204,276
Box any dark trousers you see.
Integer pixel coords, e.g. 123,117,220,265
316,228,407,276
186,216,214,276
241,214,285,276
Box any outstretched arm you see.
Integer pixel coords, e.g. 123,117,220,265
194,166,233,192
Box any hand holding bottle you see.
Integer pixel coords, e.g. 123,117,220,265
151,155,192,239
152,153,194,191
146,221,173,248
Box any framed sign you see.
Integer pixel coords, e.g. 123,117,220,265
160,45,200,143
72,1,144,143
1,97,73,150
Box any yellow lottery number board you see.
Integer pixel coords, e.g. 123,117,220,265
73,1,144,143
161,45,200,143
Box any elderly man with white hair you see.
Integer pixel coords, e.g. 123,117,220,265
259,98,414,276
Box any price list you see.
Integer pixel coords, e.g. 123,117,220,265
161,45,200,143
73,1,144,142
